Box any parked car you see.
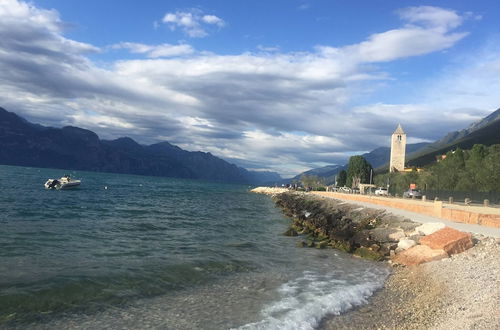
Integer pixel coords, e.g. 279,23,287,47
339,186,351,193
351,187,360,194
403,189,422,198
374,187,389,196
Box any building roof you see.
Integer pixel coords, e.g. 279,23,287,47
393,123,405,134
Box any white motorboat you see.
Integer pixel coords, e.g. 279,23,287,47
45,175,81,190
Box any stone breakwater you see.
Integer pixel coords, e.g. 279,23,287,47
266,191,499,329
250,187,289,195
272,192,473,265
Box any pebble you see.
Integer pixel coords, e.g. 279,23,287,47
322,237,499,330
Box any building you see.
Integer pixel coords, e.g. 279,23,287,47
390,124,406,172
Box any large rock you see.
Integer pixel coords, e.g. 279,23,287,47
368,228,406,243
415,222,445,235
396,239,417,252
419,227,473,255
392,245,448,266
391,221,420,234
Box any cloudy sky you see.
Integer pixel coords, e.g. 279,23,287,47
0,0,499,177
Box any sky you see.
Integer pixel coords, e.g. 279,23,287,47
0,0,499,177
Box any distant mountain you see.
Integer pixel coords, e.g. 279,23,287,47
246,170,282,184
0,107,280,184
407,109,500,167
287,164,346,185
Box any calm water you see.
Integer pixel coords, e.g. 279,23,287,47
0,165,389,329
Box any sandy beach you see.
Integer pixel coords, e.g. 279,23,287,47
322,235,499,330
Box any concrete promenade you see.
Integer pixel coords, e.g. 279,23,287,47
312,191,500,238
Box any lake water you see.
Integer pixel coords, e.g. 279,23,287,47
0,165,389,329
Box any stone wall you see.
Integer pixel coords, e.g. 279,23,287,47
312,191,500,228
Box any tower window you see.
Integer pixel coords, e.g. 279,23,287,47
397,135,401,141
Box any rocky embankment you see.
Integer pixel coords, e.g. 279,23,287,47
250,187,289,195
273,192,473,264
268,191,499,329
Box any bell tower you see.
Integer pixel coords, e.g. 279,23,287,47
390,124,406,172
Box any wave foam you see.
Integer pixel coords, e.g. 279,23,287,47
236,267,389,330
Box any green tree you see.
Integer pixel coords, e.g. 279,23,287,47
412,144,499,192
483,144,500,191
337,170,347,187
346,156,373,188
371,144,500,194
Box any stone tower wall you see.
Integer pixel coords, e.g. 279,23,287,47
390,132,406,172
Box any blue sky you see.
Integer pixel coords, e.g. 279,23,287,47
1,0,499,177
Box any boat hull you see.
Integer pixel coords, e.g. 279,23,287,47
59,182,80,189
45,177,81,190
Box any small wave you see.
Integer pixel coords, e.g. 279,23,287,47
236,267,389,330
224,241,257,249
116,223,168,232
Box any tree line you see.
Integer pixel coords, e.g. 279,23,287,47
298,155,373,189
374,144,500,193
299,144,499,193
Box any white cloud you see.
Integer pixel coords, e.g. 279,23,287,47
397,6,463,30
201,14,225,27
112,42,194,58
318,6,468,63
162,9,225,38
0,1,493,176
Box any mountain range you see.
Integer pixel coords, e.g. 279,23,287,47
291,108,500,184
407,108,500,167
0,107,281,184
2,106,498,185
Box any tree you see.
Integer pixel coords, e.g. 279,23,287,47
337,170,347,187
346,156,373,188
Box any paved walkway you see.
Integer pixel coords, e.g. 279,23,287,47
318,194,500,238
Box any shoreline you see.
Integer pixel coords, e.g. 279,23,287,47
321,235,499,329
255,189,499,329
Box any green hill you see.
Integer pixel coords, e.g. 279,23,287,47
407,117,500,167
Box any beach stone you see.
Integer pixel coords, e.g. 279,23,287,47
415,222,445,236
392,221,420,234
388,229,406,241
352,230,372,246
380,243,398,256
369,228,406,243
408,234,423,243
420,227,473,256
397,239,417,251
283,228,298,236
392,245,448,266
354,247,384,261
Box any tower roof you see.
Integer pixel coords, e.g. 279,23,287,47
393,124,405,134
